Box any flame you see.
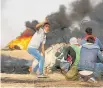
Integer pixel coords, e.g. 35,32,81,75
7,28,35,50
8,36,32,50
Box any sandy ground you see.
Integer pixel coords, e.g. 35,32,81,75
1,50,33,60
1,73,103,87
1,49,103,87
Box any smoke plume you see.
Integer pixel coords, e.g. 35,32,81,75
45,0,97,46
22,0,103,47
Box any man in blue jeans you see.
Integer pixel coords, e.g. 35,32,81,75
27,19,50,77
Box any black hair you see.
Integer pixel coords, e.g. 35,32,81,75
85,27,92,35
87,36,95,43
43,22,50,27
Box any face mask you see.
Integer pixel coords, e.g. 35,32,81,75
44,29,48,33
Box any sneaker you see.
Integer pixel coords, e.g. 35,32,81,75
88,77,97,83
37,74,48,78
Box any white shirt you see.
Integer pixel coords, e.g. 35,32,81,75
28,28,46,49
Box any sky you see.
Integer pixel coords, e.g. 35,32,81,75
1,0,102,48
1,0,77,48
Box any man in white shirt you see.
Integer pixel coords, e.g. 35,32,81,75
27,19,50,77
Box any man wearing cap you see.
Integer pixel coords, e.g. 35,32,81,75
78,36,103,82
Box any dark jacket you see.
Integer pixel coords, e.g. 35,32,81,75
55,44,81,66
78,43,103,71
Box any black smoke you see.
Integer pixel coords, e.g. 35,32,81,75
44,0,93,46
25,20,39,31
47,0,93,30
69,0,92,21
46,0,103,46
24,0,103,47
81,2,103,42
47,5,71,30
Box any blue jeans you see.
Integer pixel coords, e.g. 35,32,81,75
94,63,103,78
60,62,70,72
27,47,44,75
78,63,103,79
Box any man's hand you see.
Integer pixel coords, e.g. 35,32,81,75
36,18,48,29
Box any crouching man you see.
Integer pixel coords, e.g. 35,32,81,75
27,19,50,78
78,36,103,82
55,37,81,80
63,37,81,80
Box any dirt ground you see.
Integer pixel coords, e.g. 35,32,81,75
1,49,103,87
1,73,103,87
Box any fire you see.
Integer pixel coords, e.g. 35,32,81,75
8,36,32,50
8,28,35,50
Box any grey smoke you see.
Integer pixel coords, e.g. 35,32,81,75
47,0,93,30
25,20,39,31
47,5,71,30
70,0,92,21
45,0,103,46
90,2,103,26
81,2,103,42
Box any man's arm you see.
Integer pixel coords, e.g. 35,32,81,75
41,43,45,57
98,50,103,63
97,38,103,51
36,18,48,29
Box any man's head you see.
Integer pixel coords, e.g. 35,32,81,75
87,36,95,44
43,22,50,33
69,37,78,45
85,27,92,35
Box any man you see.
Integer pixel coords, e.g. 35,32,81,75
27,19,50,77
55,37,81,80
68,37,81,66
80,27,103,51
78,36,103,82
64,37,81,80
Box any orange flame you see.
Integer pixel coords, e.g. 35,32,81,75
8,28,35,50
8,36,32,50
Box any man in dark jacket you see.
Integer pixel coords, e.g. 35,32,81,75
78,36,103,81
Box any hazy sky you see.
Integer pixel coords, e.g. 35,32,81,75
1,0,102,48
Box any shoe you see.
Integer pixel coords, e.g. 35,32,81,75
88,77,97,83
37,74,48,78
